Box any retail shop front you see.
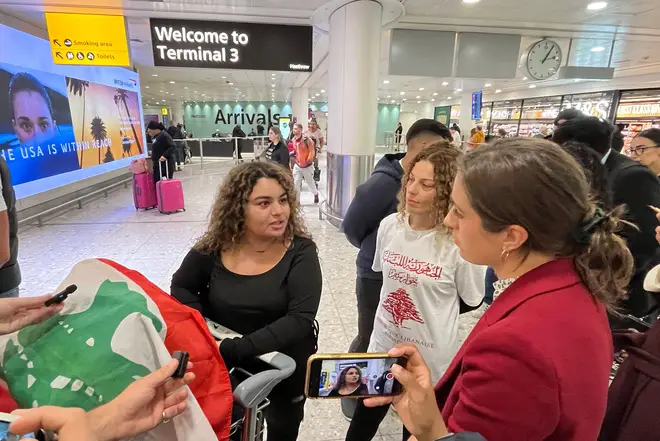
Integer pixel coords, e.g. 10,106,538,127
615,89,660,151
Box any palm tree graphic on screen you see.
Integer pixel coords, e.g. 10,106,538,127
114,88,143,155
90,116,110,165
66,78,90,168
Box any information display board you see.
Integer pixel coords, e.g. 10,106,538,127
45,13,130,67
150,18,312,72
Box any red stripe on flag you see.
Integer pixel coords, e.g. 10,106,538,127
99,259,232,441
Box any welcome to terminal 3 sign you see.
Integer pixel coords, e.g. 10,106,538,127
150,18,313,72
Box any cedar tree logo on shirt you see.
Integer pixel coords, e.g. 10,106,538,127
383,288,425,328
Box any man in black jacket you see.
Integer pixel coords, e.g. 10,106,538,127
340,119,452,417
553,117,660,322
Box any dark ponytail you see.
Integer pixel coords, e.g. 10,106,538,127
573,205,634,312
461,138,633,312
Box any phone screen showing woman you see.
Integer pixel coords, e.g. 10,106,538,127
316,357,401,398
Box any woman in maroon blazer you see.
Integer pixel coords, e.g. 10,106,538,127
365,138,634,441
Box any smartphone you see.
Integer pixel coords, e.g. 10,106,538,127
305,353,406,399
0,412,47,441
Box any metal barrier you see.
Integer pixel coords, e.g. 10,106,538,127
18,177,132,227
317,191,344,226
182,136,269,169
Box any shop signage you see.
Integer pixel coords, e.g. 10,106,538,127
434,106,452,126
150,18,312,72
451,107,461,119
521,108,560,119
616,103,660,118
45,13,130,66
491,109,513,120
214,108,280,126
562,100,610,119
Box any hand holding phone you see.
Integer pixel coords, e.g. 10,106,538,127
305,353,406,399
363,345,448,441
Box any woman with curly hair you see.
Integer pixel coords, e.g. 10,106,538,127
327,366,369,397
171,161,321,441
345,142,486,441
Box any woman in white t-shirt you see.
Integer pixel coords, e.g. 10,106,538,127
345,141,486,441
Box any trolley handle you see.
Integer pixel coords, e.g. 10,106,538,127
206,319,296,408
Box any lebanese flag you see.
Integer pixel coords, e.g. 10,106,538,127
0,259,233,441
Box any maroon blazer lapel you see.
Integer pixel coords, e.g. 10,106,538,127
434,258,583,406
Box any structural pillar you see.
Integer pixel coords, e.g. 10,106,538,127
458,93,474,140
170,101,185,127
291,87,309,133
326,0,382,224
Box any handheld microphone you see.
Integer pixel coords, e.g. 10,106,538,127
44,284,77,307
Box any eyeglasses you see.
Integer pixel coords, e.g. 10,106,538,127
626,144,660,156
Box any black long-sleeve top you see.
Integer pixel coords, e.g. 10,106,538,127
171,236,322,368
150,130,176,162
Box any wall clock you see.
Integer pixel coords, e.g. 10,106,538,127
526,39,562,80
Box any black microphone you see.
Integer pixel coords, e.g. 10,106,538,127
44,284,77,307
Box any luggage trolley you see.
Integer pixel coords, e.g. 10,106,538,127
206,319,296,441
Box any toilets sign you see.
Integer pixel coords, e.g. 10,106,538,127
150,18,312,72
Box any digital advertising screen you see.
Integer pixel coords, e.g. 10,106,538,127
0,24,145,199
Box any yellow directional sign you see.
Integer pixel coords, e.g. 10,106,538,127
45,13,130,67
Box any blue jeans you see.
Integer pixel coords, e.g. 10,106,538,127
0,287,19,298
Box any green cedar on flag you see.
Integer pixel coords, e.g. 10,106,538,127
0,259,232,441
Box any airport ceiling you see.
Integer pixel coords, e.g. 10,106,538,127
1,0,660,106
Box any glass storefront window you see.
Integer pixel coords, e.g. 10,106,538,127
489,100,522,137
615,89,660,153
519,95,562,138
562,91,614,120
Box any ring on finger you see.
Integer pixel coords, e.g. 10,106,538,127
162,411,172,425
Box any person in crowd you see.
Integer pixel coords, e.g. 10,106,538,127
290,123,319,204
535,127,550,139
341,120,453,414
232,124,246,161
168,124,185,171
327,366,369,397
184,133,193,164
171,161,321,441
9,358,194,441
497,128,507,139
628,128,660,175
248,128,256,137
554,107,583,127
372,138,634,441
468,125,485,150
263,126,290,169
395,122,403,145
554,117,660,322
483,139,614,307
306,119,325,186
612,125,625,153
450,125,462,149
0,155,19,298
257,123,265,137
9,72,57,144
451,123,461,136
146,121,175,185
177,123,187,138
345,143,485,441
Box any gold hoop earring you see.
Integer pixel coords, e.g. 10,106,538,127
501,249,510,262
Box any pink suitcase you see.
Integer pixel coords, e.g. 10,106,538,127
133,173,157,210
156,161,185,214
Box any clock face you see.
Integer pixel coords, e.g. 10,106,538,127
526,40,562,80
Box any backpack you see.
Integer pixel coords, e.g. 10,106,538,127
295,136,315,168
599,320,660,441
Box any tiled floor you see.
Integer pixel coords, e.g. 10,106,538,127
18,156,482,441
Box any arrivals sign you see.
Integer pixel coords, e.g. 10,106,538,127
149,18,313,72
45,13,130,67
